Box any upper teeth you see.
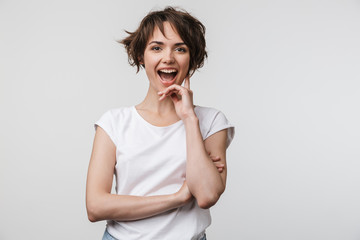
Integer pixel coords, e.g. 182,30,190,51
159,69,177,73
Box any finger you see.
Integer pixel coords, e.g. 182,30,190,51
212,158,221,162
214,162,225,168
158,87,180,100
184,76,190,89
159,93,167,101
210,156,221,161
170,93,179,103
160,85,183,96
215,164,224,172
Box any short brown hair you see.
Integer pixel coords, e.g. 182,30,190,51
120,7,207,76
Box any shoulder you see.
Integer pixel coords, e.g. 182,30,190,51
194,105,221,119
102,106,133,119
94,106,134,145
96,106,134,124
194,105,235,147
194,105,231,127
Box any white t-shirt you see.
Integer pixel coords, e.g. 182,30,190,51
95,105,234,240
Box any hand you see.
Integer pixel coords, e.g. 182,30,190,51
158,77,195,120
175,180,193,206
210,155,225,173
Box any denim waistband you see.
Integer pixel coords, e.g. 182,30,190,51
102,228,207,240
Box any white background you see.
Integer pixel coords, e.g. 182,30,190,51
1,0,360,239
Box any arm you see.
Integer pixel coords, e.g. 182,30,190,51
183,117,228,209
158,77,229,209
86,126,192,222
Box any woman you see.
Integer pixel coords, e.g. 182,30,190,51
86,7,235,240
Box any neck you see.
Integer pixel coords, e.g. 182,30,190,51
136,85,176,115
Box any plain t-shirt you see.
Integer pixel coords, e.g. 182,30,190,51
95,105,234,240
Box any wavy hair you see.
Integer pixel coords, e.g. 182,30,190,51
120,7,207,76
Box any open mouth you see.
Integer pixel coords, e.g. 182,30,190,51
158,69,178,82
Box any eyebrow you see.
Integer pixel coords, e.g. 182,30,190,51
148,41,186,46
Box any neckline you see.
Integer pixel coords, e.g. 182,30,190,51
132,106,185,129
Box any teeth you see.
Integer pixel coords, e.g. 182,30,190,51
159,69,177,73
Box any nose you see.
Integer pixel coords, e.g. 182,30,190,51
162,49,175,64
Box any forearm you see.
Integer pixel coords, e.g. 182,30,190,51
86,191,184,222
183,115,225,208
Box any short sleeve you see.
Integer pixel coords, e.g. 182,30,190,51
94,110,117,146
205,111,235,148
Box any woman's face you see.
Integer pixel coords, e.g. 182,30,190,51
142,22,190,92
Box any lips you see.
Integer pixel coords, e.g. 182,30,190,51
157,68,178,86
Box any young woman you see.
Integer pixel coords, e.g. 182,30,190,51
86,7,235,240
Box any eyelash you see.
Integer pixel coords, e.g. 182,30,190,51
176,48,186,52
150,46,187,53
151,46,161,51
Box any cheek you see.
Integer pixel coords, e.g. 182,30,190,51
179,55,190,69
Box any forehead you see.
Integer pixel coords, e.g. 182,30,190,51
148,22,183,43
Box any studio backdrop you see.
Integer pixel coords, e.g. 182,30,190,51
0,0,359,239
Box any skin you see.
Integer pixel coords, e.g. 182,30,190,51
86,22,228,222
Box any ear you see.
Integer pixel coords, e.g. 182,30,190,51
138,56,145,68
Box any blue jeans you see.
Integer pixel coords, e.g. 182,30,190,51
102,229,207,240
102,229,116,240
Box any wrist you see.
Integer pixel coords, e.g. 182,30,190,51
182,113,198,126
172,191,185,208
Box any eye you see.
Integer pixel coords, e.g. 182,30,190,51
151,46,161,51
175,47,187,53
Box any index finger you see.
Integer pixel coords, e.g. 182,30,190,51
184,76,190,89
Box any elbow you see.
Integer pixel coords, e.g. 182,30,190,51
197,192,221,209
86,199,102,222
197,186,225,209
198,200,215,209
88,214,98,223
87,211,99,223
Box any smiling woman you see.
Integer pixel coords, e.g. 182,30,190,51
86,7,235,240
143,22,190,89
120,7,207,76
